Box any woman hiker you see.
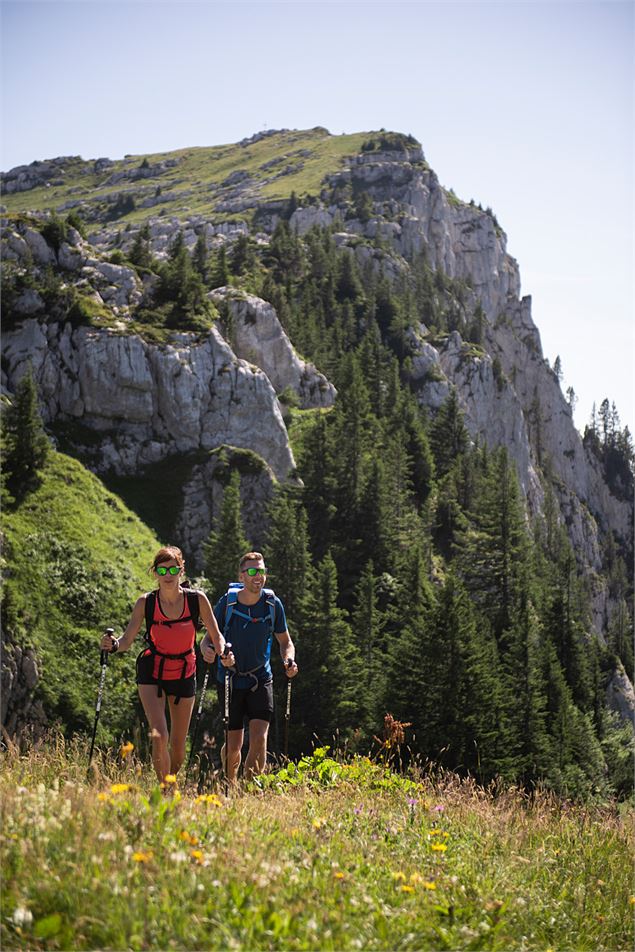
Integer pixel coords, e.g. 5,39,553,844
100,545,226,783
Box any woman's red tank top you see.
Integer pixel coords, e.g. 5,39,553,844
144,591,197,680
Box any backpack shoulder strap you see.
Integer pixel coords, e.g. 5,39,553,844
224,583,242,636
186,590,201,630
263,588,276,632
144,591,156,638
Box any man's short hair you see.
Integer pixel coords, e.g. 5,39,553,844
238,551,265,573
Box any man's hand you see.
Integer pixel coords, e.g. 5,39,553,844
285,659,298,678
220,644,236,668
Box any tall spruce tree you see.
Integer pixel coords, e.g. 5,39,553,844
350,559,387,737
382,550,436,753
292,552,363,749
264,488,310,624
2,364,49,501
455,447,528,639
202,471,250,597
298,412,337,563
430,388,469,478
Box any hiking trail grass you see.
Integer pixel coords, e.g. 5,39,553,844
1,740,632,951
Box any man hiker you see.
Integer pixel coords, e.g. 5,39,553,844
200,551,297,782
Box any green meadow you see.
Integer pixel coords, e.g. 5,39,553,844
1,129,377,226
1,742,632,951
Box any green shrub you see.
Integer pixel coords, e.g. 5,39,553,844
40,215,68,252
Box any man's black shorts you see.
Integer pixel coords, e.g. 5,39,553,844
136,653,196,698
217,678,274,730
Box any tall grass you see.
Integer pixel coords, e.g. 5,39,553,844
2,736,632,951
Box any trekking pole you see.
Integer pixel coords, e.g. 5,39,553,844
87,627,114,773
283,659,293,759
222,643,232,785
187,662,211,773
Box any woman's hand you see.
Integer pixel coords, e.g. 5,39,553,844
200,637,217,664
100,631,119,654
220,646,235,668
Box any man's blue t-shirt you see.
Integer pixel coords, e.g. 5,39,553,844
213,590,287,689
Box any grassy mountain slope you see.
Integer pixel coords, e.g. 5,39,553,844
2,449,161,741
1,745,632,951
1,128,377,226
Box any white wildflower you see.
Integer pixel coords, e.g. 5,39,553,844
12,907,33,927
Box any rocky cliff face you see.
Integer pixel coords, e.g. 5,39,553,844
2,135,632,717
210,288,336,410
2,316,296,480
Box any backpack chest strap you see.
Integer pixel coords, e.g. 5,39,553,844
152,614,195,628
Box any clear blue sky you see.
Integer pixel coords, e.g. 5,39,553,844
2,0,633,434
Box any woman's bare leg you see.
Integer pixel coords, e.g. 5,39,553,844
167,694,195,775
138,685,170,782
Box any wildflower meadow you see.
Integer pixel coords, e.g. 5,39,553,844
1,735,632,951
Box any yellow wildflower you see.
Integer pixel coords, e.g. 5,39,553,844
120,742,134,759
97,792,111,802
180,830,198,845
423,881,437,890
164,774,177,784
132,851,153,863
191,850,204,863
392,871,407,881
409,872,423,884
400,884,415,893
431,843,448,852
629,896,635,906
110,783,130,795
312,817,326,830
195,793,221,806
333,871,345,880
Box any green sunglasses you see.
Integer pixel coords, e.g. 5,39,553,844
155,565,181,576
243,567,267,577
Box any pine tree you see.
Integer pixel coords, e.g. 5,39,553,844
2,364,49,501
540,640,607,797
211,245,229,288
382,551,436,753
264,487,310,624
297,412,337,563
542,554,592,713
292,552,363,749
193,232,209,280
455,447,528,638
129,224,153,269
430,388,469,477
341,559,388,745
202,471,250,597
156,229,211,327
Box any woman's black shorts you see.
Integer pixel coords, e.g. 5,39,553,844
217,678,274,730
136,653,196,699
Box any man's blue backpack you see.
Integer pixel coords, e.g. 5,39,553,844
222,583,277,689
223,582,276,636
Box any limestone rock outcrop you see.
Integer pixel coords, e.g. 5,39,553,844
210,288,336,409
1,318,296,480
